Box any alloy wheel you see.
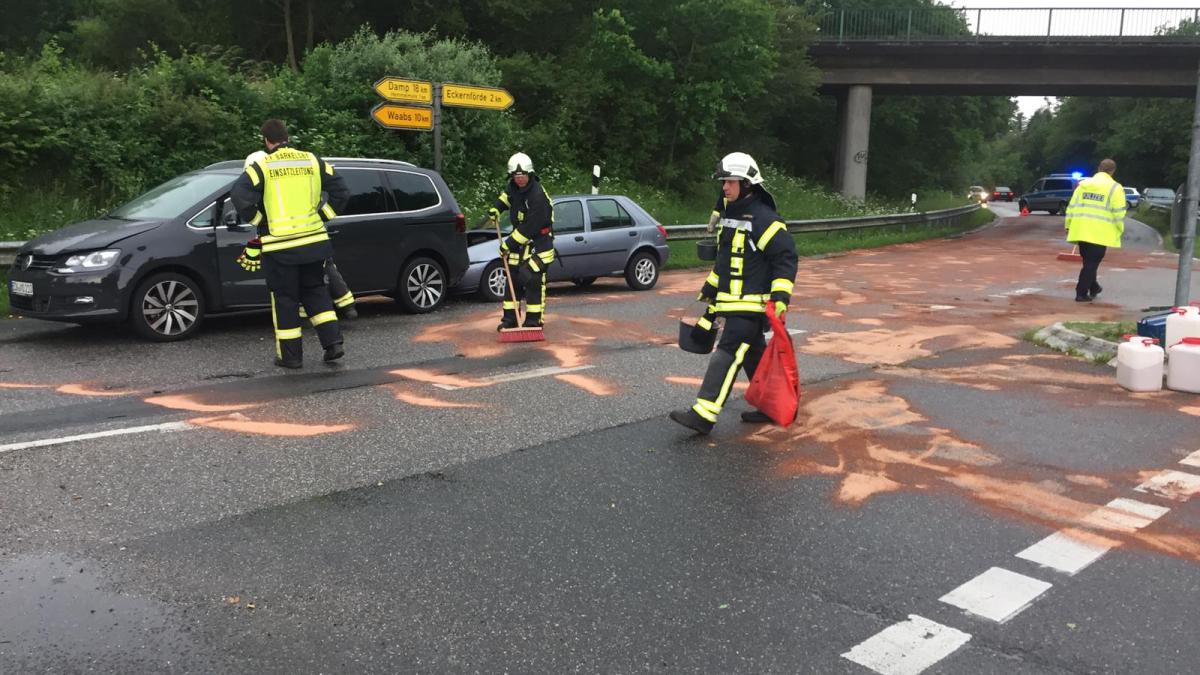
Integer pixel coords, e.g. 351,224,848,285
407,262,445,309
142,280,199,337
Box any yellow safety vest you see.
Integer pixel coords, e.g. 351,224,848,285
247,148,330,253
1065,172,1126,249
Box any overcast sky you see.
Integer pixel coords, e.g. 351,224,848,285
938,1,1199,117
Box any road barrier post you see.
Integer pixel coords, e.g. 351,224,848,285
1177,59,1200,307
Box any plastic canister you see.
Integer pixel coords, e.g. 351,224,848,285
1165,302,1200,351
1117,336,1164,392
1167,337,1200,393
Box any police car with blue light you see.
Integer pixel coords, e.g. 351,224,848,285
1018,172,1082,215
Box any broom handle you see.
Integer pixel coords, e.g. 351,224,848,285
495,217,525,325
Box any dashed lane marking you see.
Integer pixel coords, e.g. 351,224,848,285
432,365,595,391
0,421,192,454
1017,498,1170,575
1134,470,1200,502
939,567,1052,623
841,614,971,675
989,287,1043,298
1178,449,1200,469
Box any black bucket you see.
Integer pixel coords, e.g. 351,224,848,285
696,238,717,261
678,320,716,354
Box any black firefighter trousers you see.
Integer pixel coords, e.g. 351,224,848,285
691,315,767,423
264,250,342,364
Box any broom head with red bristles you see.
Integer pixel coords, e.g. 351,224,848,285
498,326,545,343
1057,245,1082,262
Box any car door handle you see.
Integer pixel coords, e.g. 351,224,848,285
628,231,637,237
574,236,584,242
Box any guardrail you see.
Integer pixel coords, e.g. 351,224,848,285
817,8,1200,43
0,204,980,269
663,203,981,241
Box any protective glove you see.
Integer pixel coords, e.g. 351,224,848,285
237,239,262,272
487,207,500,226
706,212,720,234
771,301,787,320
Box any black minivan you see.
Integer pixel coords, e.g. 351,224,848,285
7,158,469,341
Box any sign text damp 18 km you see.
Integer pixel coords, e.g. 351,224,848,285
441,83,514,111
373,77,433,105
370,103,434,131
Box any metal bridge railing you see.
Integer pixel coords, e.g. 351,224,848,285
817,8,1200,43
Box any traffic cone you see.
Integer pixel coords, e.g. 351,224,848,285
1020,205,1030,216
1056,245,1082,262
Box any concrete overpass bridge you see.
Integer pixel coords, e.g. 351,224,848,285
810,7,1200,199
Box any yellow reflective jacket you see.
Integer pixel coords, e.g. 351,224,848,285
231,146,348,254
1065,171,1126,249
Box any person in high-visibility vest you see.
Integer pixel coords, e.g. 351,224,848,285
669,152,798,434
1064,158,1126,302
244,150,357,321
231,119,350,368
488,152,555,330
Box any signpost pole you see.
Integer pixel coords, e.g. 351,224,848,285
433,83,444,174
1175,60,1200,307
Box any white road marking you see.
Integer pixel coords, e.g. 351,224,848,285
939,567,1052,623
928,305,956,311
1109,268,1128,272
0,421,192,454
1083,498,1170,531
1179,449,1200,468
432,365,595,391
841,615,971,675
1134,470,1200,502
765,328,808,337
1009,287,1043,296
1015,531,1112,575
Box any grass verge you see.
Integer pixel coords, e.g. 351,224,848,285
1134,202,1200,258
1062,321,1136,343
664,206,994,271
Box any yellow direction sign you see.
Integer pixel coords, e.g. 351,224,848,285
370,103,434,131
441,83,514,111
373,77,433,104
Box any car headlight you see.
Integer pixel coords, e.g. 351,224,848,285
54,249,120,274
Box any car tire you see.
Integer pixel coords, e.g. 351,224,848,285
572,276,598,288
396,256,447,313
129,272,205,342
477,259,508,303
625,251,659,291
1055,200,1067,216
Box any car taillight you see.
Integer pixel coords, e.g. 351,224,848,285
454,213,466,233
657,224,667,239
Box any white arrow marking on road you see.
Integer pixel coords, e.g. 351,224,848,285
432,365,595,391
939,567,1051,623
841,614,971,675
0,421,192,454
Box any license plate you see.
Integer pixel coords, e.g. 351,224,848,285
10,280,32,296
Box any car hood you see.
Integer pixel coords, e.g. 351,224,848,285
23,218,165,256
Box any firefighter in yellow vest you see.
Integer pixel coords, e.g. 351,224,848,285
231,119,350,368
1064,158,1126,302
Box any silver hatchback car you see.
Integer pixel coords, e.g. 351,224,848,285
456,194,671,302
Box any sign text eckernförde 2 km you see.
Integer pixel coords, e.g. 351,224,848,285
441,83,514,111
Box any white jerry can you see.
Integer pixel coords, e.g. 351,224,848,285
1117,336,1164,392
1166,337,1200,394
1165,303,1200,352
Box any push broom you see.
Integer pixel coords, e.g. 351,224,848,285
494,218,545,343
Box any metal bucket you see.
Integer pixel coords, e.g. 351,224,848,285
678,320,716,354
696,238,717,261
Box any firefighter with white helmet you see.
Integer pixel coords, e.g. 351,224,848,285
670,152,798,434
488,152,556,330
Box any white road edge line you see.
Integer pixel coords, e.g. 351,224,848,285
432,365,595,391
0,421,193,454
939,567,1052,623
1134,470,1200,502
841,614,971,675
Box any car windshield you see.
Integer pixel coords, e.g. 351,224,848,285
107,172,232,220
1145,188,1174,198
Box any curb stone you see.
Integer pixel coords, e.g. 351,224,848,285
1033,322,1121,367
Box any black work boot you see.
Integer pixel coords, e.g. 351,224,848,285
740,410,772,424
497,310,518,332
669,409,714,434
274,357,303,369
339,305,358,321
1089,283,1102,299
323,342,345,362
522,312,544,329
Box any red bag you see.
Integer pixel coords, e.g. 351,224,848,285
745,302,801,426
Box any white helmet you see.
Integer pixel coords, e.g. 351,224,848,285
713,152,763,185
507,152,534,175
244,150,267,169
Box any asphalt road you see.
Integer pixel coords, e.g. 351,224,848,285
3,206,1200,674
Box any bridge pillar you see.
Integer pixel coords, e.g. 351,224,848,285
835,85,872,200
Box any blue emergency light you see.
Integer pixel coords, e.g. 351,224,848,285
1071,171,1083,180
